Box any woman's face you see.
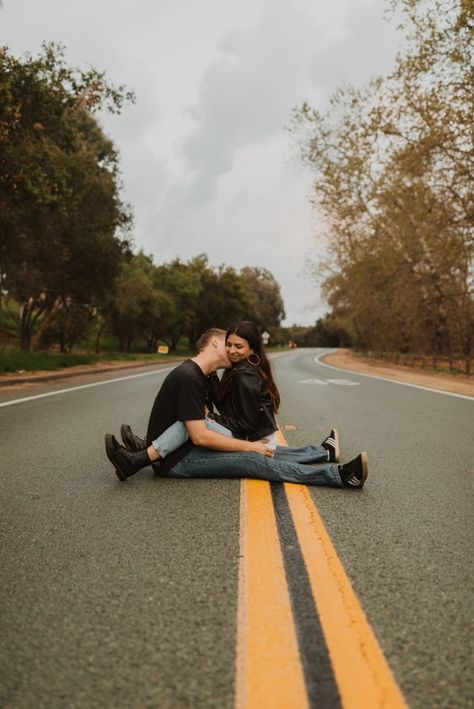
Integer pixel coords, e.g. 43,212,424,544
226,333,253,364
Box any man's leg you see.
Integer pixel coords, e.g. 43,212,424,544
273,428,339,464
167,447,344,487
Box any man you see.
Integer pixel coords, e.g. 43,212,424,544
104,329,368,489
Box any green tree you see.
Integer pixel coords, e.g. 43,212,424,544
37,300,95,353
147,256,285,350
192,265,257,340
0,43,134,349
105,252,164,352
240,267,286,328
153,257,203,351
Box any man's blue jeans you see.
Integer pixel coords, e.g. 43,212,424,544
152,419,330,465
153,419,341,487
167,446,342,487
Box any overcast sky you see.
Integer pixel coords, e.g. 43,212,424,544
1,0,402,325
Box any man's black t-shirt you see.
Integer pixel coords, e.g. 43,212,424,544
146,359,212,473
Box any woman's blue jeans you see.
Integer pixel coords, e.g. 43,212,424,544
168,447,342,487
152,420,330,465
151,418,232,457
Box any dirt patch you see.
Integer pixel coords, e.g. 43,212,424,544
324,349,474,397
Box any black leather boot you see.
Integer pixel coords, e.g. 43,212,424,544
120,423,146,451
105,433,151,481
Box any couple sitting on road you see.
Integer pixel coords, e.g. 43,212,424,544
104,320,368,489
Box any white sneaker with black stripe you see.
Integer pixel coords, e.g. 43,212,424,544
321,428,340,463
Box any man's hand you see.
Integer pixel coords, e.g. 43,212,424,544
248,440,274,457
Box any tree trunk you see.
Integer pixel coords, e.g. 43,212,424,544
95,330,102,354
171,334,181,351
19,297,50,351
19,301,33,351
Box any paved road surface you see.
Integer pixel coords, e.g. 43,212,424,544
1,349,472,708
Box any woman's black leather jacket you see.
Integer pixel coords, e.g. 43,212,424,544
209,362,277,441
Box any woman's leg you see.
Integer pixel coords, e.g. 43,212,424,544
274,444,328,464
151,418,234,458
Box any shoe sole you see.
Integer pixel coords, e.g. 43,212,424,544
359,451,368,486
331,428,340,463
104,433,127,481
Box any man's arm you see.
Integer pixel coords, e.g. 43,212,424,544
185,420,273,457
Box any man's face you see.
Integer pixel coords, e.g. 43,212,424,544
215,335,231,368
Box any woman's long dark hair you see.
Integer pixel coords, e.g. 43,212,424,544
222,320,281,413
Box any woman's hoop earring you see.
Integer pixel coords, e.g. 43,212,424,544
247,353,261,366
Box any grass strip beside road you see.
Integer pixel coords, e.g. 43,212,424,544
0,350,192,374
0,347,290,377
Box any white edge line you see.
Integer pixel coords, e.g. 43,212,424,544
0,351,287,409
0,367,175,408
314,350,474,401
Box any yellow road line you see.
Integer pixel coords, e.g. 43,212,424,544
236,430,406,708
235,478,309,709
285,484,407,708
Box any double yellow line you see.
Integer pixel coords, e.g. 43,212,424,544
235,435,407,709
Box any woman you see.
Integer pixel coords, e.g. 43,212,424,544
207,320,280,449
120,321,339,466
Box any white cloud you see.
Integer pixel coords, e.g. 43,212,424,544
1,0,401,325
308,0,403,94
180,1,320,203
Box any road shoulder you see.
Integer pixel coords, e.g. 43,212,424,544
324,349,473,397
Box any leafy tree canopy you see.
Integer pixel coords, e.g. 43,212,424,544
291,0,473,357
0,43,134,349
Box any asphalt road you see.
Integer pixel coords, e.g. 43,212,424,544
1,349,472,708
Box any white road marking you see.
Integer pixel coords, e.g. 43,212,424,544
313,351,474,401
298,378,360,386
298,378,328,385
0,367,174,408
326,379,360,386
